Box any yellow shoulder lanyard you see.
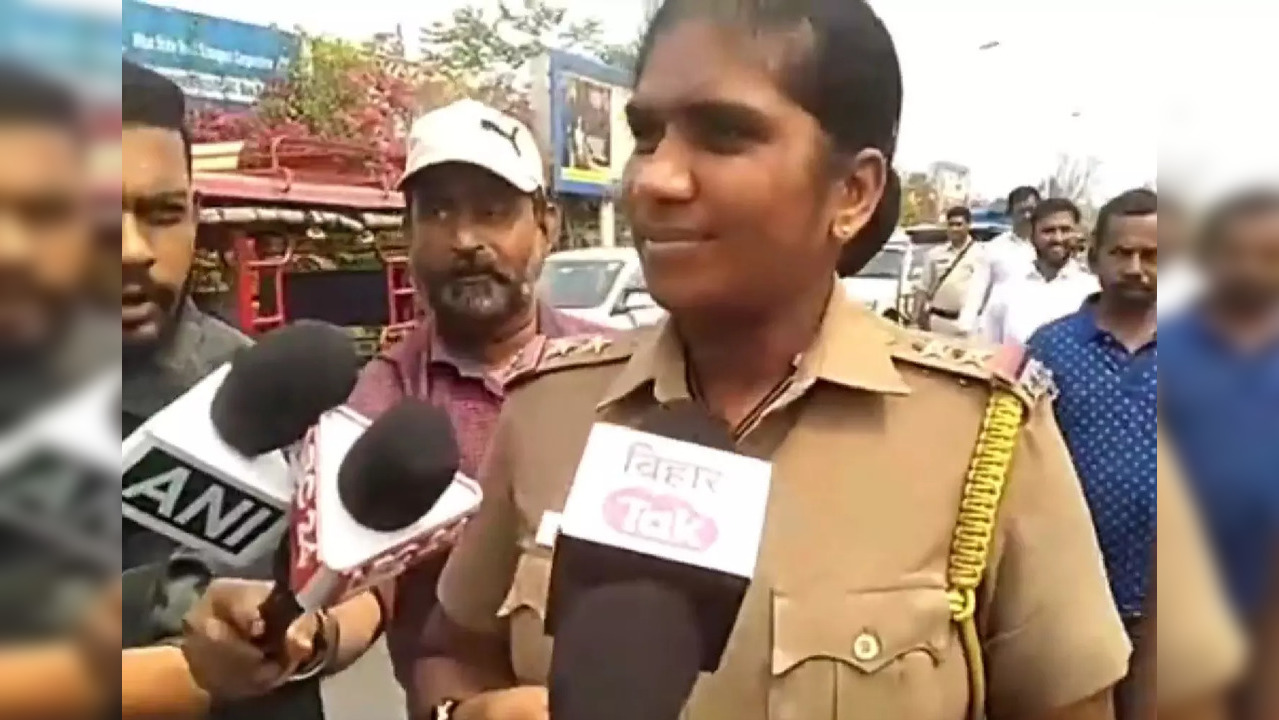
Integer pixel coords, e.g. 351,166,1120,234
949,389,1024,720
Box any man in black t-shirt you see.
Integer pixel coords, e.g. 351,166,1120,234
118,61,326,719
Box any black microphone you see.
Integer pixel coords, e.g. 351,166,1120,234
257,399,465,656
211,320,364,455
122,321,362,568
549,580,702,720
548,401,768,673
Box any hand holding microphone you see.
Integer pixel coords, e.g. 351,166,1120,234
181,399,469,699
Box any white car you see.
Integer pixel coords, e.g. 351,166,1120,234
839,233,919,322
538,247,666,330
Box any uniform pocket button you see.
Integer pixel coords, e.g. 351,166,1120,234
852,630,881,662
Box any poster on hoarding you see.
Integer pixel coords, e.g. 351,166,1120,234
531,50,632,198
122,0,298,106
560,72,614,185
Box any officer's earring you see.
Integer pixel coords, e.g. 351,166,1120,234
832,216,856,241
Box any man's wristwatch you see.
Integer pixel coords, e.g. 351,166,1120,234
431,698,462,720
287,608,339,682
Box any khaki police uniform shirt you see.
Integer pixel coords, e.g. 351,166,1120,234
437,288,1130,720
1155,438,1247,706
916,240,984,335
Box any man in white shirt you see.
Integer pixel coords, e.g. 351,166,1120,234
960,185,1042,330
987,185,1044,280
981,197,1100,343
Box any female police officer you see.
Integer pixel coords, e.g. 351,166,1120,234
411,1,1130,719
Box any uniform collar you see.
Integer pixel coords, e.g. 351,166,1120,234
425,301,573,373
596,283,911,410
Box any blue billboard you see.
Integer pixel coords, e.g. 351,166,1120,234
122,0,299,105
0,1,121,99
543,50,632,198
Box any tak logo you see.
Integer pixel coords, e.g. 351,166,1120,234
602,487,718,552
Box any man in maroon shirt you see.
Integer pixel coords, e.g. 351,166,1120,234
176,100,607,712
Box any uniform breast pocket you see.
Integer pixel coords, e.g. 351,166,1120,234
768,587,960,720
497,552,554,684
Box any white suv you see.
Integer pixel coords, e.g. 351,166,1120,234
839,232,918,322
538,247,666,330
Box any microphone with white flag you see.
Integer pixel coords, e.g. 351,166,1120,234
257,398,481,656
546,400,773,707
121,320,362,568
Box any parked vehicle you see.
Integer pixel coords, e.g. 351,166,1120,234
189,137,412,357
839,231,922,323
538,247,665,330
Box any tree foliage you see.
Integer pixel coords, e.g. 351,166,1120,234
420,0,603,78
189,35,417,155
415,0,612,122
189,1,621,147
1039,153,1101,206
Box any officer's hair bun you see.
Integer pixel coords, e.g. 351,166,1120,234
837,169,901,277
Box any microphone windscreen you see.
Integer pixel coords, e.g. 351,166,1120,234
210,321,361,456
636,400,736,452
550,580,701,720
336,400,460,532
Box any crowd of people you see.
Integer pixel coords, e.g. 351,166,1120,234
0,0,1276,719
913,175,1279,720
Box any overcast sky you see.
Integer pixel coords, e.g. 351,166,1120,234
116,0,1274,204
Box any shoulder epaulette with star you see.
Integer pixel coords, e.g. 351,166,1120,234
501,330,639,391
889,328,1057,409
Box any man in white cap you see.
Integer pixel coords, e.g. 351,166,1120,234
175,100,606,716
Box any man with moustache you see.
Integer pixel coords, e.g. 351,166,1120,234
117,61,339,720
118,59,255,588
0,60,141,718
119,60,250,440
176,99,605,717
1160,187,1279,678
962,184,1041,327
980,197,1100,343
0,60,118,634
1025,189,1159,717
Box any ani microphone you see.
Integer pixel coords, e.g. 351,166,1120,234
121,321,361,568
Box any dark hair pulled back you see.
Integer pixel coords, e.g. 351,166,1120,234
634,0,904,276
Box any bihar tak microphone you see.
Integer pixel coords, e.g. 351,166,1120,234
256,398,481,652
546,401,772,672
0,368,121,570
121,321,361,568
550,580,702,720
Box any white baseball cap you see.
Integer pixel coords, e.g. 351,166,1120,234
399,99,545,193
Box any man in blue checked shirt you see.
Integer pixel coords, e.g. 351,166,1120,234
1026,188,1159,632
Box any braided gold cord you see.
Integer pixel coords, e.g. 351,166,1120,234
947,390,1024,720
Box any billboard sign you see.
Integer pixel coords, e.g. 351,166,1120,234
532,50,633,198
122,0,299,106
0,1,121,99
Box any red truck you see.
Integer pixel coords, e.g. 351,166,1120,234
189,136,416,356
